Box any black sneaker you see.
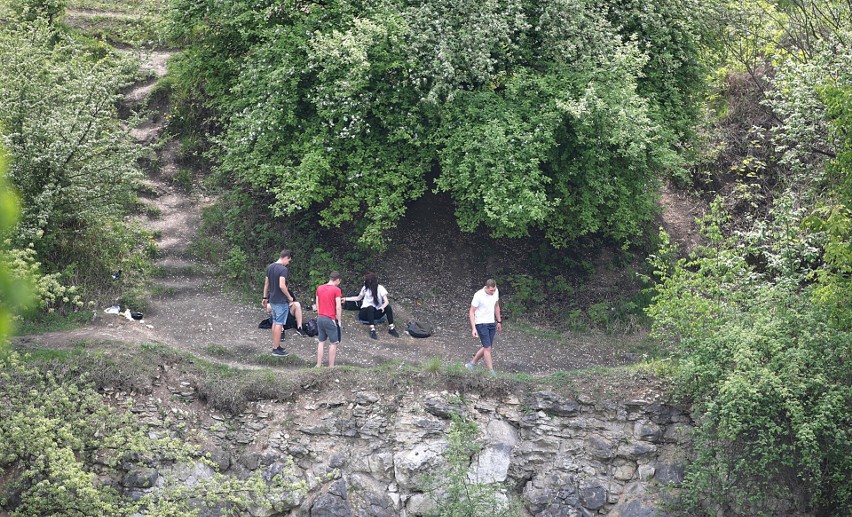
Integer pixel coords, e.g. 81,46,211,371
388,327,399,337
369,329,378,340
271,347,288,356
294,327,304,337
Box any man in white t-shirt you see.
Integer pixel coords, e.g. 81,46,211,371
466,278,502,376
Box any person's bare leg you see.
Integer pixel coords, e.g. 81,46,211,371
290,302,303,329
316,341,325,367
483,348,494,371
273,324,283,349
329,343,338,368
471,347,485,366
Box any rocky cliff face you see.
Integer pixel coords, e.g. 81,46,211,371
114,370,692,517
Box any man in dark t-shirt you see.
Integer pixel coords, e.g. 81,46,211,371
262,249,295,356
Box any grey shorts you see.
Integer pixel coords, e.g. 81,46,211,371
317,316,339,343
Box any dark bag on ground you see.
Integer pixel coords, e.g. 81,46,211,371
260,316,318,337
302,318,319,337
343,290,361,311
406,320,433,338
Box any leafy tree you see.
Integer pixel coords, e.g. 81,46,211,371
0,20,149,305
169,0,709,250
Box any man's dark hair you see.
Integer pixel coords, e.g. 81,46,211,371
280,249,292,258
330,271,341,281
485,278,497,288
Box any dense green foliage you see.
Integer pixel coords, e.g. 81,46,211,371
648,1,852,514
0,17,154,312
167,0,707,250
0,351,306,515
650,202,852,514
0,148,34,352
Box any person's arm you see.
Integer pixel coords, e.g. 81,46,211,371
335,295,343,325
315,293,319,314
279,276,294,303
495,301,502,332
342,288,364,303
262,276,269,307
379,286,389,310
469,305,478,337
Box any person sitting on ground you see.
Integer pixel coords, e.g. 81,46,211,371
272,300,304,335
342,272,399,339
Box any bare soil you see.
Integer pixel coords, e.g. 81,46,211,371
14,22,704,376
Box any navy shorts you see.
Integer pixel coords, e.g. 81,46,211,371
475,323,497,348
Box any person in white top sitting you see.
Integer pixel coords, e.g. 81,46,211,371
342,272,400,340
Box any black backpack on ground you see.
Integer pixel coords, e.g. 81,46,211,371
406,320,433,338
302,318,319,337
343,289,361,311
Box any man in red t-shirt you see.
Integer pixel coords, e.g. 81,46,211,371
314,271,343,368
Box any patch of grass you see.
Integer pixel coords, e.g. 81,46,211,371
19,346,87,363
141,203,162,219
252,352,310,368
66,14,166,48
172,167,193,191
544,371,578,392
187,236,227,263
197,368,298,414
151,284,177,298
510,372,535,383
512,321,565,341
19,343,158,393
205,344,231,358
624,358,678,380
67,0,168,14
118,287,150,312
445,362,468,376
135,182,159,198
622,334,670,361
14,310,92,336
422,356,442,374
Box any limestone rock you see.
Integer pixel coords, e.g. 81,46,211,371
393,441,447,489
307,478,352,517
530,391,580,416
471,419,519,483
123,466,158,489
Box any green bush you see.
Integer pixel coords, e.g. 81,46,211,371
0,351,306,515
648,200,852,514
0,21,152,310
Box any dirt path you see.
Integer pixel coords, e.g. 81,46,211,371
13,37,656,375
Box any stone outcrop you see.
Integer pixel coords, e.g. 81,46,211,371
113,384,693,516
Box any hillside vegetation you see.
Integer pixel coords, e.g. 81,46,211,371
0,0,850,515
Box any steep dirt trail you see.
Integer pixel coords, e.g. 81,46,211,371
14,25,670,374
